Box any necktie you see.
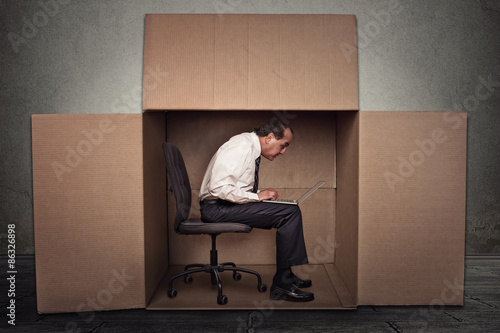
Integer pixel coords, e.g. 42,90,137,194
252,156,261,193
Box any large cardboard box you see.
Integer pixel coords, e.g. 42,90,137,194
32,14,466,313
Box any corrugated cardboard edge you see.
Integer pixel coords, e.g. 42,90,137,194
325,264,357,308
335,111,360,305
143,112,168,306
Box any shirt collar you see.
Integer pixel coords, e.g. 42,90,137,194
250,132,261,159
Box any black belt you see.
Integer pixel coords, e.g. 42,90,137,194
200,199,219,205
201,199,235,206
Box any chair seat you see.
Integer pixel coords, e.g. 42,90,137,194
179,218,253,234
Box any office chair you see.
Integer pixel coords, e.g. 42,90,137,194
162,142,267,305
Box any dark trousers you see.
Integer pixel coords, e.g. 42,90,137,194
200,200,309,269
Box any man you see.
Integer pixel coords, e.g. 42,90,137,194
199,118,314,302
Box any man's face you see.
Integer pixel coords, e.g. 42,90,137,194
261,128,293,161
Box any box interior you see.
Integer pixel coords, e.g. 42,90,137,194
144,110,358,310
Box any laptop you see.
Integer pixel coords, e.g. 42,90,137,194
263,181,326,205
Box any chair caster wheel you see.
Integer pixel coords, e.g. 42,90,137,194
233,272,242,281
184,275,193,283
167,288,177,298
218,295,228,305
258,284,268,293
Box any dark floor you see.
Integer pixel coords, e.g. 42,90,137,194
1,257,499,332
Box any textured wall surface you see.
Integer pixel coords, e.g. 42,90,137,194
1,0,499,254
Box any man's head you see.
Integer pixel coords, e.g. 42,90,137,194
254,119,293,161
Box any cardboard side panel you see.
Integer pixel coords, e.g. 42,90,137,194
143,14,358,111
143,112,168,305
32,114,145,313
335,111,359,304
358,111,467,305
301,189,336,265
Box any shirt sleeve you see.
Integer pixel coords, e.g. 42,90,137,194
207,141,260,203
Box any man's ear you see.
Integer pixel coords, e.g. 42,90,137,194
265,133,274,144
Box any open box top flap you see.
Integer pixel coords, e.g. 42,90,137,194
142,14,359,111
357,111,467,305
32,114,146,313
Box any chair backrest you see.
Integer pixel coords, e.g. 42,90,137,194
162,142,192,233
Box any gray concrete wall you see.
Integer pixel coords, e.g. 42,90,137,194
1,0,499,254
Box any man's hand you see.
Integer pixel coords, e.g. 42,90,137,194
258,188,279,201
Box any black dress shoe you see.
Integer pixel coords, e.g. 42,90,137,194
270,284,314,302
290,273,312,289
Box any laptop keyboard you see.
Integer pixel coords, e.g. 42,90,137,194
276,199,295,203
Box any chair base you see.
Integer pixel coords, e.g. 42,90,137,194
167,262,268,305
167,235,268,305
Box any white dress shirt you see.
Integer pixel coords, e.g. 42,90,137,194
199,132,261,203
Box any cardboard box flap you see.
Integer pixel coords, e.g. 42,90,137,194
32,114,146,313
357,111,467,305
143,14,358,111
